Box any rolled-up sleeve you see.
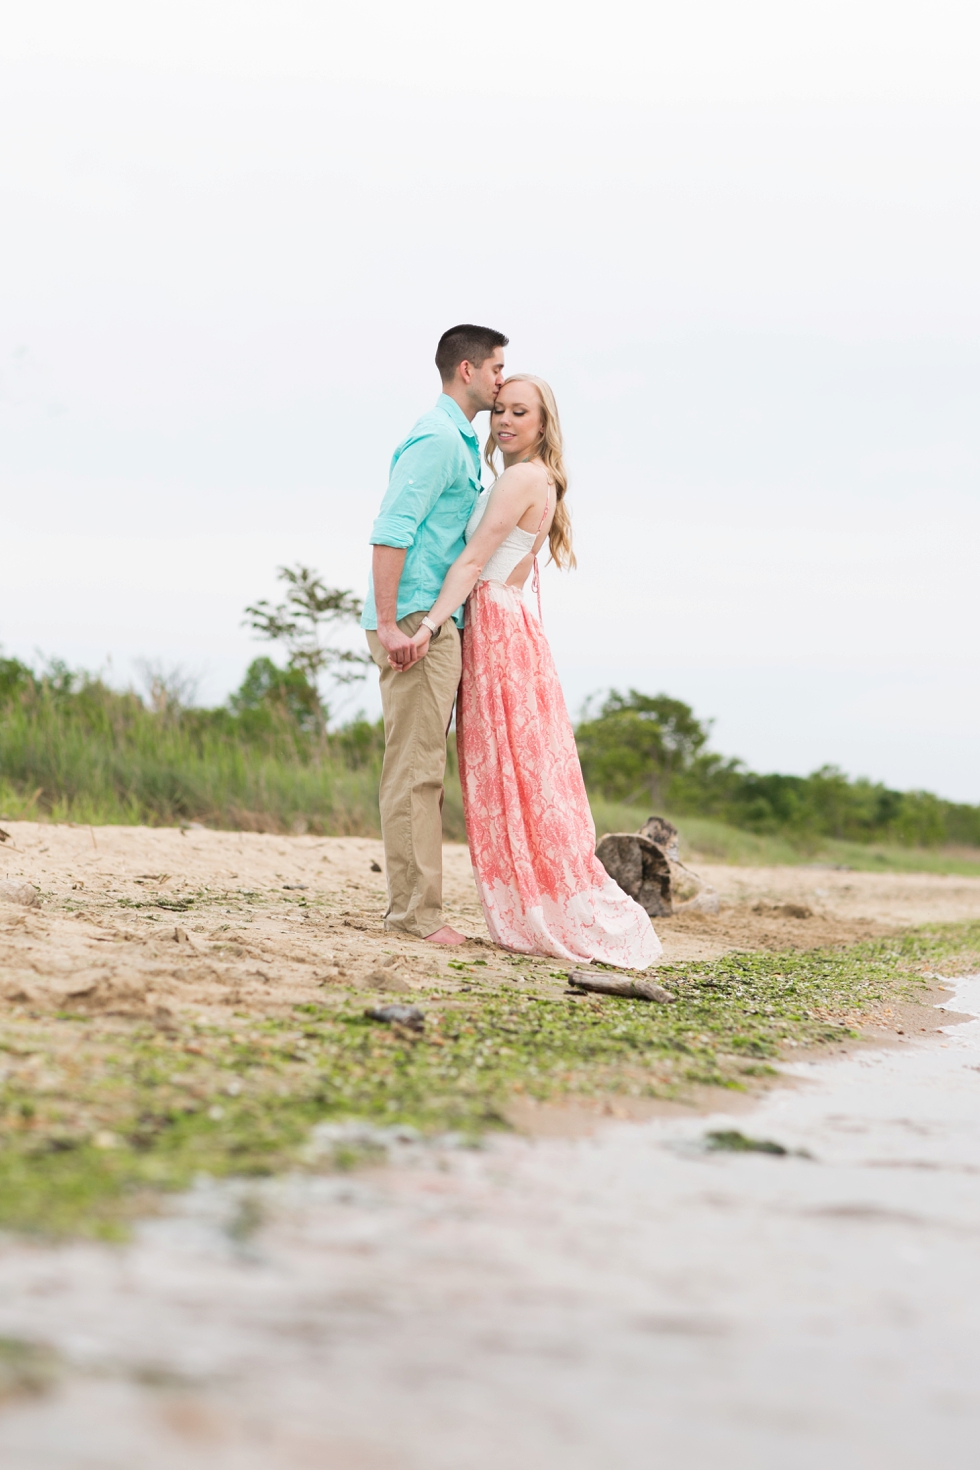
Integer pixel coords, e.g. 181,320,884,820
369,431,454,548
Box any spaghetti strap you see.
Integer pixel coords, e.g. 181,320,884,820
530,490,550,622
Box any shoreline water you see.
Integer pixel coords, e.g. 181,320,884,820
2,974,980,1464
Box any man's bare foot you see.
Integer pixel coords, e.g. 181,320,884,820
423,925,467,946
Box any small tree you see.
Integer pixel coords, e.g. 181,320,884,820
575,690,711,808
243,565,370,727
228,655,323,735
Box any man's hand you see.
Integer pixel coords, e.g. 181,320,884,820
377,621,420,669
372,545,411,664
387,623,431,670
386,624,431,671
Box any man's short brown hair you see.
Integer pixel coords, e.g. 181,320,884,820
435,324,509,382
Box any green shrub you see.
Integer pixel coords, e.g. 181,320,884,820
578,689,980,851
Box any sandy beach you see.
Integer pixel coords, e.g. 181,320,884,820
3,821,980,1024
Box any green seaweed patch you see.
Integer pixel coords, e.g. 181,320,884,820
704,1129,814,1159
0,921,976,1238
705,1129,786,1155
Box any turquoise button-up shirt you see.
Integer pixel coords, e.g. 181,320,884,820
361,395,483,630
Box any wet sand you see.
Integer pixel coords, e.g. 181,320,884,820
1,970,979,1465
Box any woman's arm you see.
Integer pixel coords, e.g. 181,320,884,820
397,466,542,664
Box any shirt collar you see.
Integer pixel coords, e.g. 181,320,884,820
437,393,479,442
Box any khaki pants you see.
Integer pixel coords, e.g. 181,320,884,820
366,612,462,937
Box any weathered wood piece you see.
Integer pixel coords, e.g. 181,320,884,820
638,814,715,904
366,1004,425,1032
595,832,673,916
566,970,675,1003
638,815,680,861
597,818,717,917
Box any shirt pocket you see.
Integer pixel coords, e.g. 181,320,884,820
455,476,483,524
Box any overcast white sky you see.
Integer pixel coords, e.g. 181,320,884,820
1,1,978,799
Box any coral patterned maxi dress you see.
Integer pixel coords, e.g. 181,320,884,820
456,491,662,968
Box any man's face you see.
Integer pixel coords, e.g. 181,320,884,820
467,349,506,412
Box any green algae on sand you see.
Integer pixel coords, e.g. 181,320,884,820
0,921,977,1238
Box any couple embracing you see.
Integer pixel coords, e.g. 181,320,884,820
362,324,661,970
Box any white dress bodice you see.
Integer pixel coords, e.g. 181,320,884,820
465,489,538,586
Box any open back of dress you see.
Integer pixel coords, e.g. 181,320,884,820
456,496,662,969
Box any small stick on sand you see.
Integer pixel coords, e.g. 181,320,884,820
566,971,676,1003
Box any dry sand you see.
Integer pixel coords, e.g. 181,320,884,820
659,860,980,960
1,822,979,1024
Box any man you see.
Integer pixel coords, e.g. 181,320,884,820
362,324,508,944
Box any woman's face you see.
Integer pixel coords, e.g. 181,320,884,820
491,382,544,460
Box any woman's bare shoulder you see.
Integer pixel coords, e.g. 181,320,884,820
494,460,550,491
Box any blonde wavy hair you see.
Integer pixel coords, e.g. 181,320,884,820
484,374,576,570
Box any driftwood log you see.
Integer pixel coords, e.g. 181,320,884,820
595,832,673,916
596,817,715,915
638,815,680,860
567,970,675,1003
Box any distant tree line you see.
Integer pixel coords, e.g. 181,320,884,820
575,690,980,849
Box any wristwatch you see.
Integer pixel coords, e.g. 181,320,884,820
420,615,440,635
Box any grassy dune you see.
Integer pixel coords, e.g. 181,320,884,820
0,678,388,837
3,754,979,878
1,666,978,874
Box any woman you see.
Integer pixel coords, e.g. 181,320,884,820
401,375,661,968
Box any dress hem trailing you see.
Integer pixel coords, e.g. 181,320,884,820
457,578,661,971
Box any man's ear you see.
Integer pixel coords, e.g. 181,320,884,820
457,359,474,385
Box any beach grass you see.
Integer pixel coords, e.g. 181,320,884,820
1,673,978,872
4,761,978,878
